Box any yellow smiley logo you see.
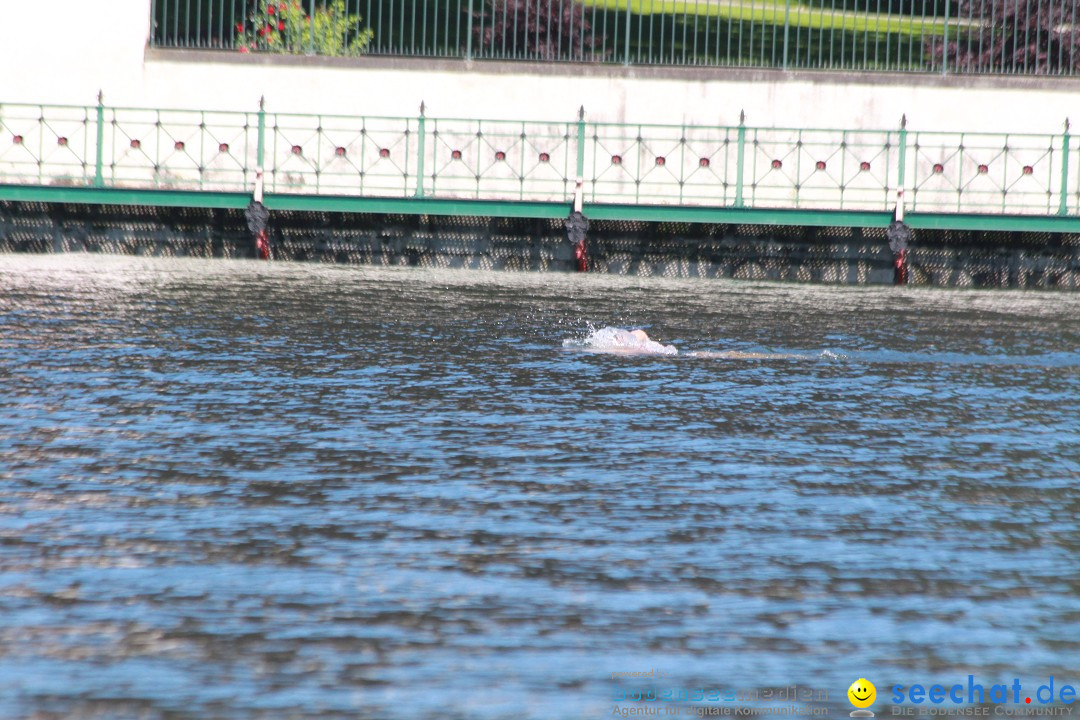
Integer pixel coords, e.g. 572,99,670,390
848,678,877,709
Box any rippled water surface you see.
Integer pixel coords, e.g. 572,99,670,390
2,255,1079,719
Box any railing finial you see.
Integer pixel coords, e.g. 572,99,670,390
1066,117,1071,133
97,90,103,106
901,113,907,129
259,96,265,111
420,101,425,116
739,110,745,125
579,105,585,121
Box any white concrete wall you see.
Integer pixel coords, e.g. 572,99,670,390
2,0,1077,216
2,0,1078,134
0,0,151,109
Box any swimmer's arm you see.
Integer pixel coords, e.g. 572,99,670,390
688,350,804,360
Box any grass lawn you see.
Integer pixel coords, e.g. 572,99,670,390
582,0,976,37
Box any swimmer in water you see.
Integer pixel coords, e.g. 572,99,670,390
609,327,678,355
563,326,678,355
565,326,805,359
616,328,802,359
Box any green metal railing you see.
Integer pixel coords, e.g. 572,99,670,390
149,0,1080,75
0,99,1076,217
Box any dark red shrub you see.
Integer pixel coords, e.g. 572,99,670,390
928,0,1080,74
472,0,607,61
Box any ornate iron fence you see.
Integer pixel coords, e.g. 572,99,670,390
149,0,1080,75
0,99,1075,215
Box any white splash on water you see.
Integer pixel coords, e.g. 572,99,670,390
563,327,841,361
562,326,679,356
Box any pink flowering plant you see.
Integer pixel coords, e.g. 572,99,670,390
236,0,374,56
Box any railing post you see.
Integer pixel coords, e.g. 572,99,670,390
568,106,589,270
576,105,586,182
782,0,791,70
308,0,315,55
623,2,632,66
896,114,908,218
256,96,266,198
1060,118,1071,216
94,90,105,188
941,0,950,75
415,102,426,198
257,96,266,170
247,96,270,259
734,111,746,208
466,0,474,60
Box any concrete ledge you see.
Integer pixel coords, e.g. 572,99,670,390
146,47,1080,91
266,195,899,229
4,184,1080,233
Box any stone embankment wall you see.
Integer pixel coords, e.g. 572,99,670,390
3,202,1079,288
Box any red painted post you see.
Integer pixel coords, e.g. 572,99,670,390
894,248,907,285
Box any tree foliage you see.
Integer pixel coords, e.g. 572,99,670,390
472,0,607,60
928,0,1080,73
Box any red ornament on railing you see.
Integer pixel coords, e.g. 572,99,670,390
335,146,346,157
12,135,23,145
655,156,666,166
1022,165,1034,175
933,163,944,174
57,137,68,147
379,148,390,158
130,139,141,149
219,143,230,153
291,145,303,155
978,164,988,174
538,152,550,163
699,157,710,168
771,159,782,169
451,149,462,160
174,141,185,151
495,151,506,161
611,154,622,165
860,161,871,171
815,160,827,171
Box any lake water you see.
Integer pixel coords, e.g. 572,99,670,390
1,255,1079,719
